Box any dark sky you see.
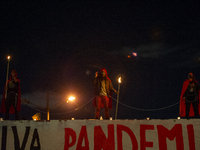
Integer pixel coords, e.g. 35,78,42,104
0,1,200,120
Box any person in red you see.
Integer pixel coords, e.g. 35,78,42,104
180,73,200,119
93,68,118,119
0,70,21,120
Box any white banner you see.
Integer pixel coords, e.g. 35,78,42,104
0,119,199,150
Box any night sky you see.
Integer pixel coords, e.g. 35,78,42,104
0,1,200,120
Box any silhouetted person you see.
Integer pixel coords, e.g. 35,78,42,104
92,68,118,119
0,70,21,120
180,73,200,119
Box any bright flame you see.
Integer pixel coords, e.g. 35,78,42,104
68,96,75,101
118,77,121,83
7,56,10,60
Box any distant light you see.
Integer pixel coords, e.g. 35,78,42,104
177,117,180,119
86,70,91,75
132,52,137,57
68,96,75,101
71,118,74,120
110,117,112,120
7,55,11,60
127,55,131,58
146,117,150,120
32,113,41,121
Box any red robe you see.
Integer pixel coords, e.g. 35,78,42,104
92,68,113,109
179,79,200,117
0,77,21,114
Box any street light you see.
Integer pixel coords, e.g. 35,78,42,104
46,93,75,121
115,77,121,119
5,55,11,99
67,96,75,103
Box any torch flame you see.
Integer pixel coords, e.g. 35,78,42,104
7,56,10,60
118,77,121,83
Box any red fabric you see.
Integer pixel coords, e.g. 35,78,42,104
179,79,200,117
0,72,21,114
95,96,110,119
92,68,113,109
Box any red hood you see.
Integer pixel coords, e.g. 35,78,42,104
100,68,108,77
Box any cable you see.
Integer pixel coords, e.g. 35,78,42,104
21,96,94,115
111,97,180,111
2,93,180,113
23,102,47,114
49,96,94,114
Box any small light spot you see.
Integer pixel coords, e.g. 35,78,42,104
132,52,137,57
86,70,91,75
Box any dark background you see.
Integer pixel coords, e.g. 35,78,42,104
0,1,200,120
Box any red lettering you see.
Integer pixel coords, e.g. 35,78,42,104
76,126,89,150
117,124,138,150
64,128,76,150
140,124,154,150
94,124,115,150
187,124,195,150
157,124,183,150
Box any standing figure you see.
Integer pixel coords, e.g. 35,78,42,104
93,68,118,119
180,73,200,119
0,70,21,120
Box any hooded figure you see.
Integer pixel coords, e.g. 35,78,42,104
92,68,118,119
0,70,21,120
179,73,200,118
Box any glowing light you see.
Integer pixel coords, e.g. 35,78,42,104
68,96,75,101
177,117,180,119
146,117,150,120
127,55,131,58
132,52,137,57
32,113,41,121
7,56,10,60
118,77,121,83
